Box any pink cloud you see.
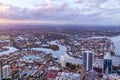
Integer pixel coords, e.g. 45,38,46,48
0,0,120,25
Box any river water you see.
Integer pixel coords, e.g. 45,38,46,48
32,35,120,65
92,36,120,66
0,36,120,65
110,36,120,66
32,40,83,64
0,47,18,55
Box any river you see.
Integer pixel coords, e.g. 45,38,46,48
32,40,83,64
0,36,120,65
110,36,120,66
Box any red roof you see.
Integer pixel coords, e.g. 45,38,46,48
11,68,20,71
45,70,58,79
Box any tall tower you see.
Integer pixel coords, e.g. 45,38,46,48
82,51,94,71
2,65,11,79
0,62,2,80
109,42,115,52
61,56,66,67
103,52,112,74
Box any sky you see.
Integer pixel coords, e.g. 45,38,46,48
0,0,120,25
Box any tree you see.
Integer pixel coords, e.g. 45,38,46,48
66,62,70,67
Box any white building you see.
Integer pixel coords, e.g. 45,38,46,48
109,43,115,52
61,56,66,67
104,52,112,60
103,52,112,74
56,72,80,80
103,74,120,80
108,74,120,80
82,51,94,71
2,65,11,79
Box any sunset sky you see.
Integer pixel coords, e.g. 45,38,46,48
0,0,120,25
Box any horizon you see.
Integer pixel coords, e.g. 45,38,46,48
0,0,120,25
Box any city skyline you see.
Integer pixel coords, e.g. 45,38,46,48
0,0,120,25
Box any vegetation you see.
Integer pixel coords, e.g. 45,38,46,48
66,62,82,72
43,44,59,51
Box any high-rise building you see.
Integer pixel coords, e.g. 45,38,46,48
2,65,11,79
61,56,66,67
109,43,115,52
0,62,2,80
82,51,94,71
103,52,112,74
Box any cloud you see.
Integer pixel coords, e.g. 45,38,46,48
0,0,120,25
75,0,84,3
75,0,108,4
